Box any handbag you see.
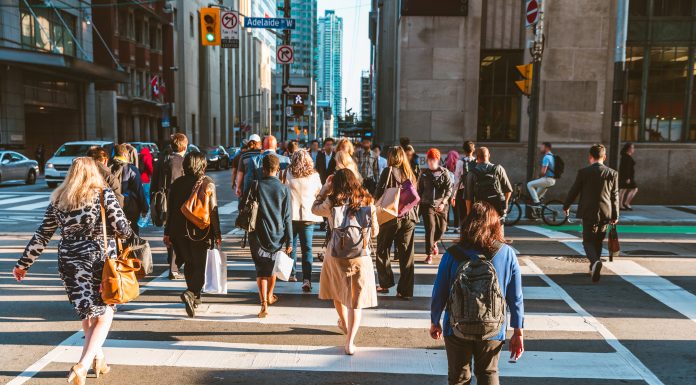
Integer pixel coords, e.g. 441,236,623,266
272,250,293,281
99,189,141,305
398,178,421,217
375,168,400,225
181,176,212,230
607,224,620,262
203,246,228,294
235,181,259,232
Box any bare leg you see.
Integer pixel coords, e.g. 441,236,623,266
257,278,268,302
77,307,114,368
625,188,638,206
345,308,362,355
332,300,348,334
618,189,627,207
268,275,277,301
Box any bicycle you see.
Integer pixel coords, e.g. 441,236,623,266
503,182,569,226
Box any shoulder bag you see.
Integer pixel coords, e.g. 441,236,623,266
235,180,260,232
181,176,212,230
375,167,400,225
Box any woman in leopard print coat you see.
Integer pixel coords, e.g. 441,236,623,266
12,157,133,384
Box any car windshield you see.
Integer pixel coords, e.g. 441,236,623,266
54,144,99,157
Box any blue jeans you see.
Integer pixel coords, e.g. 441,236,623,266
291,221,315,281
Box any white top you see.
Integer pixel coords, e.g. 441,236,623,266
377,156,388,175
285,172,324,222
453,155,475,190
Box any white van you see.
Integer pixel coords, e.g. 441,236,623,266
45,141,114,188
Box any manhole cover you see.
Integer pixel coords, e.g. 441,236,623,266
623,250,677,256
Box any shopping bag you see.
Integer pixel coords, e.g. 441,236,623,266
375,168,400,225
272,251,293,281
607,224,620,262
203,247,228,294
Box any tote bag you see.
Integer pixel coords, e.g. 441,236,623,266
607,225,620,262
375,168,400,225
272,251,294,281
203,247,228,294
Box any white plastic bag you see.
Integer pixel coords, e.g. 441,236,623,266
272,251,293,281
203,247,227,294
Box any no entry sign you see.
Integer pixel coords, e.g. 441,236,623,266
526,0,540,28
277,45,294,65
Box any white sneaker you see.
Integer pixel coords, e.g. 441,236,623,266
591,261,603,283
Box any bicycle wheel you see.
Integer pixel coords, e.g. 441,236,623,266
504,201,522,226
541,200,568,226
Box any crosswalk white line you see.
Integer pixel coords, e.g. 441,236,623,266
518,225,608,255
48,338,644,380
218,201,238,215
0,195,46,207
11,200,49,211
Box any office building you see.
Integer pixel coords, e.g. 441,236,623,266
360,70,371,122
318,9,342,126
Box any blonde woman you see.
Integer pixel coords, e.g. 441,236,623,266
12,157,133,384
335,137,355,156
285,149,323,289
374,146,419,299
334,150,362,183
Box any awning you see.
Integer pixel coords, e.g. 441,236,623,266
0,47,129,83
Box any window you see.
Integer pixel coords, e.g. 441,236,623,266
477,50,522,142
189,14,194,37
20,4,77,56
135,71,143,97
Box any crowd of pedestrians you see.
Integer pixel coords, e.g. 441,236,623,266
12,130,629,385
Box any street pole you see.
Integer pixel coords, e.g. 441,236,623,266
609,0,629,170
280,0,291,143
525,1,545,185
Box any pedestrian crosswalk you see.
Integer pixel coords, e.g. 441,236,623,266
0,193,50,212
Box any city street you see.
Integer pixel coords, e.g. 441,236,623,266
1,171,696,384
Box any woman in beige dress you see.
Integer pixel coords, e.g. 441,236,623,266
312,168,379,355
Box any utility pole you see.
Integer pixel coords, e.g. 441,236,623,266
525,1,545,185
609,0,629,169
280,0,291,143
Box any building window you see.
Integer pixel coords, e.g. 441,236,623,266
477,50,522,142
189,14,194,37
20,4,76,57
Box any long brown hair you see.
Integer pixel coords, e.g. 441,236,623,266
387,146,416,183
459,202,505,254
329,168,373,212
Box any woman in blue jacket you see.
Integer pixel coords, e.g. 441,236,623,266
430,202,525,385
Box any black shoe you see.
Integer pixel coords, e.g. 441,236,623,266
181,290,196,317
396,292,412,301
194,297,202,308
591,261,603,283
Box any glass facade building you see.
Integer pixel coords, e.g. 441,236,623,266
318,10,343,124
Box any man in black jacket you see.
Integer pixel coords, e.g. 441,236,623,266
563,144,619,283
315,137,335,184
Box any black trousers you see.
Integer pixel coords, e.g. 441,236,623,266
421,204,448,255
375,217,416,297
582,220,607,267
444,336,504,385
171,237,209,297
455,190,467,227
166,245,183,273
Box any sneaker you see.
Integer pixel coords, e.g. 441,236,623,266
180,290,195,318
591,261,603,283
302,280,312,293
168,271,184,280
288,275,298,282
424,255,433,265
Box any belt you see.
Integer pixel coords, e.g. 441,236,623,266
63,236,113,242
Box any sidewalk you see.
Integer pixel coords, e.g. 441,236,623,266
517,205,696,226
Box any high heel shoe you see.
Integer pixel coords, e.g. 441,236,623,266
258,301,269,318
93,357,111,378
67,363,87,385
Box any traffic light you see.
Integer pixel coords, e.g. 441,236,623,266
200,8,220,46
515,63,533,96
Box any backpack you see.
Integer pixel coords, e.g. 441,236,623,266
329,205,373,259
457,159,478,190
235,181,259,232
552,155,565,179
447,243,505,340
472,165,504,214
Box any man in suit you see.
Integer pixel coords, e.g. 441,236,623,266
315,137,335,184
563,144,619,283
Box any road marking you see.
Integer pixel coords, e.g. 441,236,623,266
603,260,696,324
523,258,664,385
518,225,608,256
12,200,49,211
218,201,238,215
0,195,45,206
47,338,643,380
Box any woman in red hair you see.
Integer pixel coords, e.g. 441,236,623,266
417,148,453,264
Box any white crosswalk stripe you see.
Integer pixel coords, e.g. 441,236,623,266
0,193,50,211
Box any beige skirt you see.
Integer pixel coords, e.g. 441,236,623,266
318,252,378,309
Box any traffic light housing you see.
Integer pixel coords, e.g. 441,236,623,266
200,8,220,46
515,63,533,96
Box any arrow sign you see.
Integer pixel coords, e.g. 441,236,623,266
283,85,309,94
277,45,294,65
221,11,239,48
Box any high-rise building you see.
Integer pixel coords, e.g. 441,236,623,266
360,70,371,123
317,10,342,126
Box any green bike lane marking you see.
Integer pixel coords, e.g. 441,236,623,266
539,225,696,234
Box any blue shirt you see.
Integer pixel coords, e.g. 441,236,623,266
242,150,290,194
430,244,524,340
542,153,555,178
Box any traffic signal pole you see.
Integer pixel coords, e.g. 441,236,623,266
280,0,291,143
525,2,545,184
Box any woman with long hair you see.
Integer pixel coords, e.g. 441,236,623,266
313,168,379,355
285,149,323,290
335,137,355,157
164,151,222,318
619,142,638,210
430,202,524,385
334,150,362,182
13,157,134,384
374,146,419,299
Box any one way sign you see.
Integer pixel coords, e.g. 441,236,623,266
283,85,309,94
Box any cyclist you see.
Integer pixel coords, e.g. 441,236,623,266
527,142,556,210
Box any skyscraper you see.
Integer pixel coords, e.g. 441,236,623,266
277,0,317,78
318,10,343,125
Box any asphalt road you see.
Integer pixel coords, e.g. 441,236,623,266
1,169,696,384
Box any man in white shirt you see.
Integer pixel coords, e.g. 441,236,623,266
452,141,477,227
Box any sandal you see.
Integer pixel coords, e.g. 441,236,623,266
376,286,389,294
268,294,279,305
258,301,268,318
337,318,348,335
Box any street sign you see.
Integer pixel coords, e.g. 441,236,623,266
244,17,296,30
525,0,540,28
277,45,294,65
282,85,309,94
221,11,239,48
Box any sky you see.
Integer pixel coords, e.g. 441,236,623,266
317,0,371,118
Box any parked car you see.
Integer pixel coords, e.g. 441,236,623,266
227,146,241,160
0,151,39,185
206,146,231,170
128,142,160,163
45,141,114,188
187,144,201,154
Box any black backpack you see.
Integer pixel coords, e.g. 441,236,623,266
447,243,505,340
472,165,504,214
552,155,565,179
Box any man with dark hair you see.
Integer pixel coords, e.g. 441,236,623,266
309,139,320,164
236,134,290,196
373,144,387,175
315,137,335,184
465,147,513,219
527,142,556,208
563,144,619,283
453,141,477,225
356,137,380,194
112,144,148,235
87,146,123,206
